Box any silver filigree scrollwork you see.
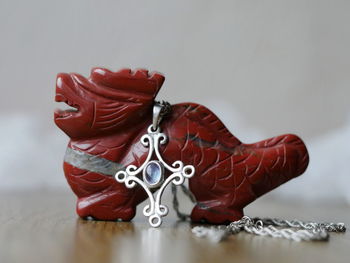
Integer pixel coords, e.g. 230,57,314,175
115,125,195,227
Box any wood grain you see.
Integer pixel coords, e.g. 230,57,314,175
0,191,349,263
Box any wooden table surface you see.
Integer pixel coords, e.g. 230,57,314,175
0,191,349,263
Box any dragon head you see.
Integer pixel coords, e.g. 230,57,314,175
54,68,164,139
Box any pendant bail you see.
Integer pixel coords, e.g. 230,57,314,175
152,102,163,131
152,101,171,131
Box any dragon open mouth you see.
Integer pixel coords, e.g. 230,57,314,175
54,93,80,119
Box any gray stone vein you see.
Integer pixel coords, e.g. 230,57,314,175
64,147,124,176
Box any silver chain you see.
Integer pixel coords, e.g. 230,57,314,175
171,184,346,242
192,216,346,242
171,184,196,221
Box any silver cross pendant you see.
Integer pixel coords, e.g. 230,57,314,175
114,102,195,227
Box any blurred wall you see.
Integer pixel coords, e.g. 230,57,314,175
0,0,349,201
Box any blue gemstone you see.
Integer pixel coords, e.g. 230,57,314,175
145,162,162,185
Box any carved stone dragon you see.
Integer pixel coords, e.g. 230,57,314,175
54,68,309,224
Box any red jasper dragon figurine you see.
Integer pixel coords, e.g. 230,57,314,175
54,68,309,224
